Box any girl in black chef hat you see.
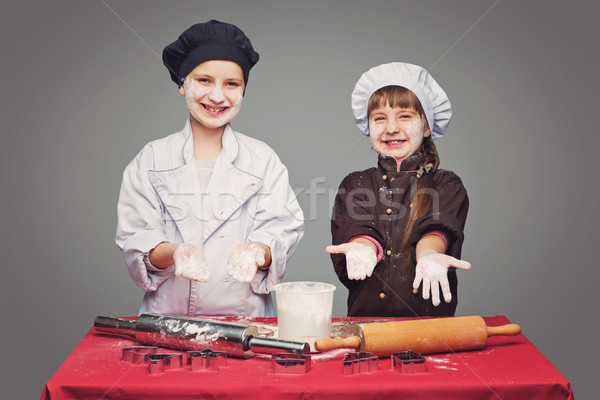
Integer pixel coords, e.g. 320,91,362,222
115,20,304,317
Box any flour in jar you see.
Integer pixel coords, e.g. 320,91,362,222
275,282,335,350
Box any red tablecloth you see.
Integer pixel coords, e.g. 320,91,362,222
41,316,573,399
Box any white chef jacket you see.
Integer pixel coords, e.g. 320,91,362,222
115,120,304,317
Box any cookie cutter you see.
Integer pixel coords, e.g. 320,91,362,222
121,346,157,364
271,353,312,374
392,350,426,374
187,349,227,372
342,351,379,375
145,353,184,374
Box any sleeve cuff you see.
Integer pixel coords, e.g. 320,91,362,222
143,252,173,273
423,230,449,248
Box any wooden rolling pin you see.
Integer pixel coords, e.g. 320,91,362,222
315,316,521,356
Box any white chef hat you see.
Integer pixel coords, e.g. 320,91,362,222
351,62,452,139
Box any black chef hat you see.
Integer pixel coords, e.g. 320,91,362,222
162,20,259,87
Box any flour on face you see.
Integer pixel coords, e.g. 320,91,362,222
181,60,245,130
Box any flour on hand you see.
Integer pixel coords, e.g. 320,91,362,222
173,243,212,282
227,243,266,283
413,253,471,306
326,242,378,280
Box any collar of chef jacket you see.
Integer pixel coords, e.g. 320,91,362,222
377,152,423,174
148,119,263,245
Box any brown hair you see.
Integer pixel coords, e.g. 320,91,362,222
368,85,425,118
368,86,441,268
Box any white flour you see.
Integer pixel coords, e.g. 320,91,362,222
275,282,335,350
427,357,459,371
175,252,211,282
160,319,221,345
227,244,264,283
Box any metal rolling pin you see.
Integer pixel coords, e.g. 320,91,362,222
94,313,309,358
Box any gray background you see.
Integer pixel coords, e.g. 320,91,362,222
1,0,598,398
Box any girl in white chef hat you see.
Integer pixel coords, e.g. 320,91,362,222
327,62,471,317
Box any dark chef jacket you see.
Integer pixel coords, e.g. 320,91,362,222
331,153,469,317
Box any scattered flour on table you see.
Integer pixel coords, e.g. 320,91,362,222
432,365,458,371
427,357,451,364
427,357,459,371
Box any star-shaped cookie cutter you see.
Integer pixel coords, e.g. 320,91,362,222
121,346,158,364
187,349,228,372
145,353,184,374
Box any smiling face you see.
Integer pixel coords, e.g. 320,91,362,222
367,86,431,162
179,60,245,132
368,105,431,161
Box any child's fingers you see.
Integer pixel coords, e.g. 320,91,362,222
445,255,471,271
421,279,431,301
357,264,366,280
347,258,359,280
253,246,266,266
455,260,471,271
440,278,452,304
430,281,441,306
256,253,266,267
412,270,423,293
326,244,347,254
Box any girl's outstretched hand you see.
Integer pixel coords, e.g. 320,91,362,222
173,243,212,282
326,242,378,280
413,253,471,306
227,242,267,283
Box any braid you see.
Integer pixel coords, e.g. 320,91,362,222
420,135,440,173
401,136,440,269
